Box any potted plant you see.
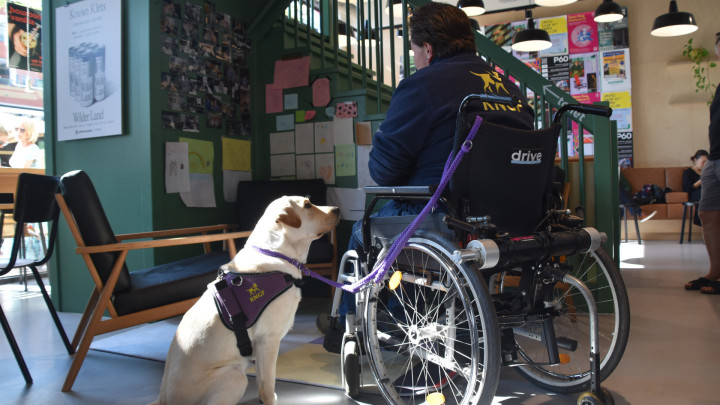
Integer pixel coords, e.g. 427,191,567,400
682,38,717,105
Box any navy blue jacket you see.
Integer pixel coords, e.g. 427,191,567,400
369,52,535,186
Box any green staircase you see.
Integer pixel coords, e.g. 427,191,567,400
260,0,619,260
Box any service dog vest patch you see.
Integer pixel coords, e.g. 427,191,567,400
211,271,302,356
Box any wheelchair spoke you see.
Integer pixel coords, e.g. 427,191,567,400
363,233,501,405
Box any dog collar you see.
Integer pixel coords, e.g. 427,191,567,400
250,245,312,276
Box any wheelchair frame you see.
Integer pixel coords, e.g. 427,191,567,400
330,97,629,405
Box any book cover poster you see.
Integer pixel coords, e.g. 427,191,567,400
538,16,568,57
567,12,598,55
7,3,42,72
55,0,123,141
569,53,598,95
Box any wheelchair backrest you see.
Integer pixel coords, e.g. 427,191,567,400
448,117,561,236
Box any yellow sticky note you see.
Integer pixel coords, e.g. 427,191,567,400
601,91,632,110
539,16,567,34
180,137,214,175
222,137,252,172
295,110,306,122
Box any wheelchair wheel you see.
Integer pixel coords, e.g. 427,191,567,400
363,230,501,405
512,246,630,393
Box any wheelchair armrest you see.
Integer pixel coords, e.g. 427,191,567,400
364,185,436,196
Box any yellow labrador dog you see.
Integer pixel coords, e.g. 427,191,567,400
152,196,339,405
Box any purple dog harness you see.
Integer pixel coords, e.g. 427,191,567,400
211,271,303,357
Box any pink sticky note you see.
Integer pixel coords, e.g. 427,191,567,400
305,110,317,121
336,101,357,118
265,84,283,114
273,56,310,89
312,77,331,107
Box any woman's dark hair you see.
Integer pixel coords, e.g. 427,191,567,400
409,3,476,60
691,149,709,161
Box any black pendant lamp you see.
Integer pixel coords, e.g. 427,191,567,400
651,1,698,37
512,9,552,52
594,0,624,23
457,0,485,17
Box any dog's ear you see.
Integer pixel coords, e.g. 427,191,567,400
277,206,302,228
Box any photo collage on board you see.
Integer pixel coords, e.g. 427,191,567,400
159,0,251,137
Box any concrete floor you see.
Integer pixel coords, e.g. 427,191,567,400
0,240,718,404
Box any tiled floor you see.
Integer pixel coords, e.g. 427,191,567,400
1,240,718,404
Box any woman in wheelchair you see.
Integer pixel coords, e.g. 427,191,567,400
320,4,629,405
319,1,534,346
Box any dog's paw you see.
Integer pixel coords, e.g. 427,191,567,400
258,392,277,405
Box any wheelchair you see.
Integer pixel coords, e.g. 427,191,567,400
329,94,630,405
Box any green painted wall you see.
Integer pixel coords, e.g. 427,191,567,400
44,0,260,312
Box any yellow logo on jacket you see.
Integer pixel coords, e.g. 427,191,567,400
247,283,265,302
469,70,522,112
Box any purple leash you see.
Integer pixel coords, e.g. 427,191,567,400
252,115,484,294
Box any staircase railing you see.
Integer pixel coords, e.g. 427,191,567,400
280,0,620,259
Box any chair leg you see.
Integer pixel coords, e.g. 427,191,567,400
688,204,695,243
680,204,688,244
29,265,74,355
0,303,33,384
71,289,99,350
633,213,642,245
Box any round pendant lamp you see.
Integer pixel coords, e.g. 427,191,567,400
457,0,485,17
651,1,698,37
594,0,624,23
512,10,552,52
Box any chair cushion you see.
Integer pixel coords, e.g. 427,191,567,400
665,191,688,204
665,167,685,192
60,170,132,293
112,250,230,316
306,236,333,263
621,167,666,193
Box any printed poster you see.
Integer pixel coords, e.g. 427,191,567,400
602,91,633,131
569,53,598,95
55,0,123,140
600,49,631,93
538,16,568,57
7,3,42,72
541,55,570,93
598,8,628,51
567,12,598,55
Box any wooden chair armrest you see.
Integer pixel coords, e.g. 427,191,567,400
114,224,237,241
76,230,251,254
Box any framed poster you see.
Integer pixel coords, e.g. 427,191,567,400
55,0,122,141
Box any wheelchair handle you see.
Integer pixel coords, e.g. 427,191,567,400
458,93,521,116
553,104,613,126
452,227,605,269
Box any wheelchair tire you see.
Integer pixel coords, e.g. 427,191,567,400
343,340,361,398
512,246,630,394
363,230,501,405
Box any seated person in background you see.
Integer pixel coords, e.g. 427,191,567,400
9,119,41,169
319,2,534,350
683,149,708,226
0,126,16,167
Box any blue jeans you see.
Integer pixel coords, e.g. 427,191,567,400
337,200,426,324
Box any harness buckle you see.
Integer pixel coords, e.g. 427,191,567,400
231,275,244,286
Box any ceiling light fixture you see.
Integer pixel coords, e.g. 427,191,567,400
512,9,552,52
457,0,485,17
594,0,624,23
651,0,698,37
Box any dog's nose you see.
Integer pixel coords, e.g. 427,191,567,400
332,207,339,214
